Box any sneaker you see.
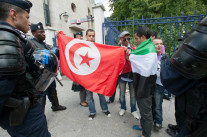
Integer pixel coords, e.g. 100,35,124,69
132,111,140,120
119,109,125,116
88,114,95,120
104,111,111,117
132,125,143,131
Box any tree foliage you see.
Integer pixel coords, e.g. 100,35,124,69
106,0,207,56
109,0,207,20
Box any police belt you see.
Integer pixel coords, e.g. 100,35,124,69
4,97,31,126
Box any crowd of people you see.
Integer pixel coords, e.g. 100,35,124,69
0,0,207,137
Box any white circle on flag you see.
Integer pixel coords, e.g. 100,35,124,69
65,39,101,75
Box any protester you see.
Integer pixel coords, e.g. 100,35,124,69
151,32,172,101
151,31,166,56
0,0,51,136
117,31,139,120
150,31,157,40
85,29,111,120
30,22,66,111
152,38,165,130
71,31,88,107
128,27,157,137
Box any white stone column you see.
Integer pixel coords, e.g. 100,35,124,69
44,26,57,48
92,3,105,44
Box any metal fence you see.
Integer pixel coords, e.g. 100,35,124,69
102,12,207,56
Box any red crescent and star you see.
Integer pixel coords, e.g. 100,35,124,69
80,52,94,67
69,43,94,69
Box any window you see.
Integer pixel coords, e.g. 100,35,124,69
71,3,76,12
43,0,51,26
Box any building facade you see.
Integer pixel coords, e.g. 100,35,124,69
29,0,97,45
92,3,105,44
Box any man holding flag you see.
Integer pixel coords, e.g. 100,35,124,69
84,29,111,120
57,29,125,120
128,27,157,137
118,31,139,120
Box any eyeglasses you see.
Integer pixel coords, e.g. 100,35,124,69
123,38,130,42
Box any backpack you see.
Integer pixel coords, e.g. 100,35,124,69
160,55,198,96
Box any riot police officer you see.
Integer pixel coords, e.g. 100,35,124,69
161,16,207,137
0,0,52,136
30,22,67,111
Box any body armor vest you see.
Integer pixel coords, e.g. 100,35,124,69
0,25,26,75
0,24,37,98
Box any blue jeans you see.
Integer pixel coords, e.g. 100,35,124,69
152,84,165,125
119,79,136,112
86,90,108,115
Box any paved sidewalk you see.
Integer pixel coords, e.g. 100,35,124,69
0,76,176,137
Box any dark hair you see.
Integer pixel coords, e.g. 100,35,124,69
86,29,95,35
151,31,157,38
135,26,151,39
0,2,24,21
153,37,162,40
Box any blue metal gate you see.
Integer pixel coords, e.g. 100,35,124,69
102,13,207,56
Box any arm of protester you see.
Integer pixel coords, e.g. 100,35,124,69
126,49,132,60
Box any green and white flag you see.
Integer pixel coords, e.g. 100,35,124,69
129,38,157,98
129,38,157,77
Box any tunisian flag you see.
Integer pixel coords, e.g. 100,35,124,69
57,31,125,96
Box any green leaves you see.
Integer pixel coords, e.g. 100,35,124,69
109,0,207,20
107,0,207,56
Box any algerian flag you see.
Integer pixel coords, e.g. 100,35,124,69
129,38,157,77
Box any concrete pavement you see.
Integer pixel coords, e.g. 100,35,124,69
0,76,176,137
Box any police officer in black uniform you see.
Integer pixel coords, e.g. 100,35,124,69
161,16,207,137
0,0,52,136
30,22,67,111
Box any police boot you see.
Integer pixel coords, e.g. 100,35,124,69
38,96,46,111
166,128,179,137
50,90,67,111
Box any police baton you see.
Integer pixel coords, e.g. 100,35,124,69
56,76,63,86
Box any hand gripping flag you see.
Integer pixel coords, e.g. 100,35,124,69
57,31,125,96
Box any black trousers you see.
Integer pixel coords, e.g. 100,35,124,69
109,80,119,102
175,95,186,131
137,95,153,137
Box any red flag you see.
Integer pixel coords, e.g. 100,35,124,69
57,31,125,96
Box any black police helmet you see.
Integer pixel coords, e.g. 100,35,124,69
0,0,32,13
28,49,58,91
171,16,207,79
